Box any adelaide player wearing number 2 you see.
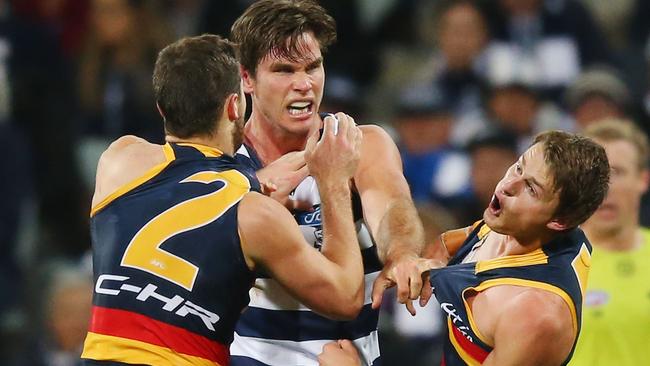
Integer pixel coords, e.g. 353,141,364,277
79,34,391,366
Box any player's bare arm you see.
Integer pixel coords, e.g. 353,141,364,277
354,125,433,313
92,135,166,207
481,287,575,366
239,115,366,320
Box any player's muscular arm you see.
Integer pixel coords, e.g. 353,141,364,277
355,126,434,313
240,114,365,320
92,135,166,207
355,125,424,262
239,191,363,320
482,289,575,366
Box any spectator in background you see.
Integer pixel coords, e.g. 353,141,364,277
487,81,572,152
11,0,90,58
77,0,171,143
425,0,491,146
0,0,88,258
565,66,629,129
392,83,472,207
572,119,650,365
76,0,172,189
483,0,611,99
11,262,92,366
320,73,365,123
368,0,492,144
459,130,519,225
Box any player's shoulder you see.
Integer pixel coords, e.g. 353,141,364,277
358,124,394,143
238,191,292,226
93,135,167,207
100,135,165,169
357,123,399,156
102,135,160,160
501,286,571,333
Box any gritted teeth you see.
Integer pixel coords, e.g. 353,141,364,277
288,101,312,116
289,101,311,108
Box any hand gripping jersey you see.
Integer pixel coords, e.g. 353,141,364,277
430,221,592,366
230,144,383,366
81,143,260,366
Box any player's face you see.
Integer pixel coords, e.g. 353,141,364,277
484,143,561,240
243,32,325,137
584,139,648,235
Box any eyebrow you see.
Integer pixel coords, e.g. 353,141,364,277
269,57,323,71
520,154,547,194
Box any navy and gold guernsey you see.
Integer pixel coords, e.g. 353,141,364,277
81,143,260,366
430,221,592,366
231,143,383,366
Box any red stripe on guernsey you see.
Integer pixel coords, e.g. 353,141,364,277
89,306,228,365
451,324,489,363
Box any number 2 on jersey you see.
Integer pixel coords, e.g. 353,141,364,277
121,170,250,291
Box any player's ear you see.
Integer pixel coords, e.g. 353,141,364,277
240,65,254,94
156,102,166,122
547,218,568,232
226,93,241,122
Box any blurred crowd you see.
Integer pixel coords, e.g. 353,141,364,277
1,0,649,365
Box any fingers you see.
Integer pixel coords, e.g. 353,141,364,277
305,126,320,154
290,165,310,185
338,339,358,353
405,299,416,316
408,268,424,301
419,279,433,307
322,341,340,352
371,275,390,310
394,268,410,304
260,180,278,195
282,150,306,169
322,114,339,139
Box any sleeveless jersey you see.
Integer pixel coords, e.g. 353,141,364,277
569,228,650,366
230,144,383,366
430,221,592,366
81,143,260,366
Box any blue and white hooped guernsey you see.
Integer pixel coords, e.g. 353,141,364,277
231,144,383,366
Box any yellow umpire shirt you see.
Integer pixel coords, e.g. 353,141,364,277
570,228,650,365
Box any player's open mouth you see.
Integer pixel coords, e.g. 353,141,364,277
288,101,313,117
489,194,502,215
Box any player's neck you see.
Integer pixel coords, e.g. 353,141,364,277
165,134,232,156
244,114,308,166
584,222,642,252
490,229,558,257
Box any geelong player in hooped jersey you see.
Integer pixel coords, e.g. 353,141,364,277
319,131,610,366
229,1,434,365
81,34,441,366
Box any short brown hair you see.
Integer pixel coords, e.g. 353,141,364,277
583,118,649,171
533,130,610,229
231,0,337,76
153,34,240,138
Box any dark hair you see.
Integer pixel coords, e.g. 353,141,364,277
231,0,337,76
533,130,610,229
152,34,240,138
